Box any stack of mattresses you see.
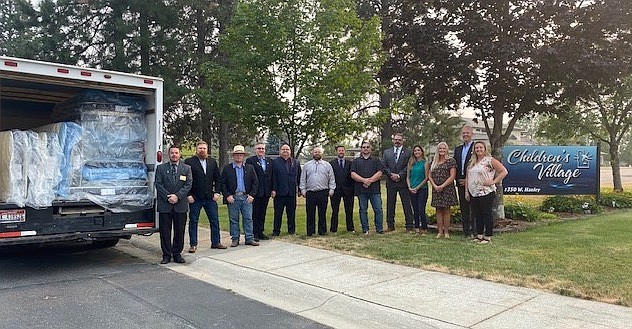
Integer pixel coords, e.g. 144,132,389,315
52,91,152,212
0,131,28,207
0,130,62,208
34,122,83,197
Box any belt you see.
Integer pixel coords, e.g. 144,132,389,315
235,192,245,196
307,189,328,193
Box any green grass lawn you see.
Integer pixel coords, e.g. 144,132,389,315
199,195,632,306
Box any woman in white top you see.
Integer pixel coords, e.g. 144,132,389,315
465,141,508,244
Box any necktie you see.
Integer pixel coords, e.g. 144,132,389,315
261,158,266,171
171,164,177,183
339,159,343,168
395,148,400,162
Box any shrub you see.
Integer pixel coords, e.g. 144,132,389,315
540,196,602,214
599,191,632,209
505,203,543,222
505,202,557,221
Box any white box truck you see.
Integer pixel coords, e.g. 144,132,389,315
0,56,162,247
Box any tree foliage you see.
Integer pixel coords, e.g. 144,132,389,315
209,0,384,157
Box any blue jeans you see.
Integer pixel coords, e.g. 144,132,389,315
227,194,254,242
357,193,383,233
410,187,429,229
189,198,220,246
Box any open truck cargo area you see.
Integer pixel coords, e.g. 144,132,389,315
0,56,162,247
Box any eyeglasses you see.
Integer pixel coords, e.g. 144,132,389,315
361,146,371,149
256,148,265,150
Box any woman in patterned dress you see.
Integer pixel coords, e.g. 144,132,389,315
429,142,458,238
465,141,508,244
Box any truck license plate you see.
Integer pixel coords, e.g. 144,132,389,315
0,209,26,223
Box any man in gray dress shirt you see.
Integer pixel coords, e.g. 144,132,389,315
300,147,336,236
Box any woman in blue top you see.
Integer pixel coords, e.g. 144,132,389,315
406,145,430,235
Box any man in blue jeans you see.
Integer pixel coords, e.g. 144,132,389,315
185,141,226,252
350,141,384,235
220,145,260,247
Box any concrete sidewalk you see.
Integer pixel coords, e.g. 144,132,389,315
116,228,632,329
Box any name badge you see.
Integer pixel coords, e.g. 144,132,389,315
180,175,187,181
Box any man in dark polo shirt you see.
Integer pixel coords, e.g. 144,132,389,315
350,141,384,235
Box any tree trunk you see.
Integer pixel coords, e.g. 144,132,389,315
609,140,624,192
379,90,392,153
218,119,229,168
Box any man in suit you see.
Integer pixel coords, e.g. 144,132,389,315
270,143,301,236
185,140,226,252
329,145,355,233
454,125,475,237
155,145,192,264
220,145,260,247
382,132,414,232
246,143,273,241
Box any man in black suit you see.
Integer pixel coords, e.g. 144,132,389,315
454,125,475,237
382,133,414,232
184,140,226,252
246,143,273,241
220,145,260,247
155,145,192,264
270,143,301,236
329,145,355,233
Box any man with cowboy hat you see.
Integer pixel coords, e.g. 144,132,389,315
220,145,260,247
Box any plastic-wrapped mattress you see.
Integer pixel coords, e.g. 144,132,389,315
0,130,62,208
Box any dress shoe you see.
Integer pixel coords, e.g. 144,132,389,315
231,240,239,247
258,234,270,240
211,243,227,249
173,255,186,264
271,233,280,237
245,240,260,246
384,227,395,232
254,237,260,242
160,256,170,264
188,245,197,253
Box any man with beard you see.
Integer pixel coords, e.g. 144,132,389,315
246,143,273,241
185,140,226,252
351,141,384,235
300,147,336,236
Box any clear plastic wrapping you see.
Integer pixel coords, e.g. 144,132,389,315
51,90,153,212
34,122,83,197
0,130,62,208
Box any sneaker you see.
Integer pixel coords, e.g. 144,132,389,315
230,240,239,247
364,231,369,236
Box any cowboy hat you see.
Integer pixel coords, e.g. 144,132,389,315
230,145,248,155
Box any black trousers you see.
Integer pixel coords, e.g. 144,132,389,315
306,190,329,235
330,189,354,232
458,184,475,236
273,195,296,235
252,196,270,237
386,185,414,229
159,211,187,258
471,192,495,237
